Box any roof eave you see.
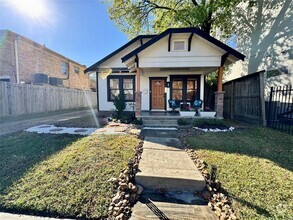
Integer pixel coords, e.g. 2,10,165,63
121,27,245,63
84,34,156,73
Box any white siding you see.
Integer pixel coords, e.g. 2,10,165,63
138,34,225,68
98,70,205,112
98,73,136,111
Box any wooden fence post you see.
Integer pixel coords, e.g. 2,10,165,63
259,71,266,126
231,81,234,119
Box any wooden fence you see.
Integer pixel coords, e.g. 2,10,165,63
0,82,97,117
223,71,266,125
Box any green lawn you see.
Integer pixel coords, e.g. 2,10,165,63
187,126,293,219
0,132,139,219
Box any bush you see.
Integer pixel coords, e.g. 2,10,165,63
112,91,126,119
132,119,142,125
178,118,192,125
192,119,228,128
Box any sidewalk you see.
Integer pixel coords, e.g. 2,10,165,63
0,109,94,136
0,212,73,220
131,129,216,219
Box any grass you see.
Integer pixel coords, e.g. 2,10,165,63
187,126,293,219
53,114,105,128
0,132,139,219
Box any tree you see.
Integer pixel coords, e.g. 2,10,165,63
105,0,242,38
229,0,292,74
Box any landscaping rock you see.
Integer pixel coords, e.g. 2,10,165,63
119,182,129,191
180,131,238,220
136,184,143,195
107,136,144,219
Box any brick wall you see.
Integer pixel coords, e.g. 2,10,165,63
0,30,92,90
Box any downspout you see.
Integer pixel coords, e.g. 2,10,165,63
14,36,20,83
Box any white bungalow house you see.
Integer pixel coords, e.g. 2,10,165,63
85,27,245,118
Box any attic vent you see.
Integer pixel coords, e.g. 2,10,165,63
173,40,186,51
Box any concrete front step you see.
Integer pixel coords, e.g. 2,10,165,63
142,119,178,124
142,119,178,127
136,137,206,192
131,191,216,220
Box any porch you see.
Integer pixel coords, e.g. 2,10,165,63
137,110,216,128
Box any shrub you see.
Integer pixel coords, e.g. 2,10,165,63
112,91,126,119
192,119,228,128
178,118,192,125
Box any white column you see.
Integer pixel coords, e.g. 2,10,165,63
200,74,204,101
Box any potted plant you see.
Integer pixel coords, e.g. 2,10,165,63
179,103,197,117
200,106,216,118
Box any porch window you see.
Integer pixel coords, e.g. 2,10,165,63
187,78,198,101
170,75,200,102
172,79,183,100
107,75,135,101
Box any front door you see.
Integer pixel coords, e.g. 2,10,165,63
151,79,165,110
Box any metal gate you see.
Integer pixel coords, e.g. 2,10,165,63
267,85,293,134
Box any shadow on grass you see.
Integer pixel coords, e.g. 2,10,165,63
0,132,81,194
221,188,272,218
187,126,293,171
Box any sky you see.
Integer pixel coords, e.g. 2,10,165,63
0,0,128,67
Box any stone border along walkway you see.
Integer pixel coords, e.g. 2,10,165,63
24,122,142,136
179,130,238,220
106,136,145,219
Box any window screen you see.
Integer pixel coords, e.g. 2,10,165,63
173,41,185,51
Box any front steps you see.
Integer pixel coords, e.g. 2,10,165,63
141,117,178,128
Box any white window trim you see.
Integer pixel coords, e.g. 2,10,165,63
172,39,187,52
61,61,69,75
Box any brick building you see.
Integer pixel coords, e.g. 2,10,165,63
0,29,93,90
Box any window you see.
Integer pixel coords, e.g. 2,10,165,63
172,79,183,100
107,76,135,101
173,40,186,51
74,66,79,74
61,61,69,75
170,76,199,102
186,78,198,101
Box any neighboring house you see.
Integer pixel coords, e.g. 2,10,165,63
85,27,245,118
227,0,292,98
0,29,93,90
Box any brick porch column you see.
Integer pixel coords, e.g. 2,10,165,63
215,91,225,119
135,92,141,117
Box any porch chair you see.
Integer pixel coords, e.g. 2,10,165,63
168,99,181,111
190,99,203,115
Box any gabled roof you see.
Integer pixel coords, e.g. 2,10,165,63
84,35,156,73
121,27,245,63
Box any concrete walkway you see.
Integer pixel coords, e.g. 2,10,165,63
136,137,205,192
132,129,216,219
0,109,94,135
0,212,73,220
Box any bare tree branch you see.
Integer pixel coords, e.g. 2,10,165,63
191,0,199,7
144,0,176,11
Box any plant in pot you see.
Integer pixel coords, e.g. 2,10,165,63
179,103,197,116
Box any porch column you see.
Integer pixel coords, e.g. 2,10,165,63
135,67,141,117
215,66,225,119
